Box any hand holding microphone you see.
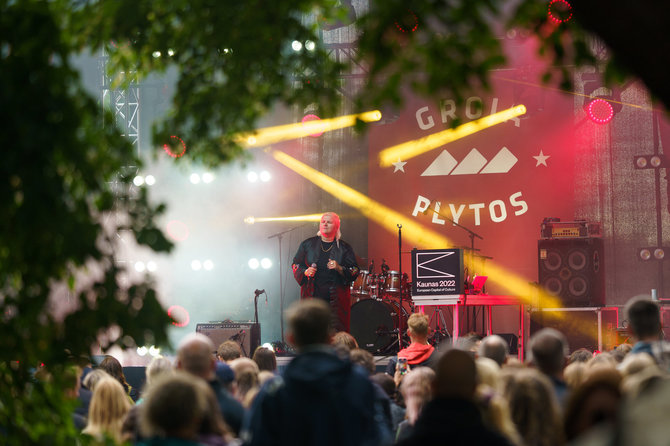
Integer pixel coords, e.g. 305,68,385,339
305,263,317,278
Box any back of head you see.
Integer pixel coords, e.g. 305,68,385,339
252,347,277,372
407,313,430,339
625,296,661,340
83,369,111,392
370,373,396,398
286,298,332,348
476,357,502,390
177,333,216,379
332,331,359,352
145,356,173,387
140,370,209,440
350,348,375,375
99,355,128,387
478,335,509,367
217,340,243,362
433,349,477,400
529,328,568,376
86,376,132,440
569,348,593,364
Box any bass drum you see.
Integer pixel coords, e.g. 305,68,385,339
350,299,400,354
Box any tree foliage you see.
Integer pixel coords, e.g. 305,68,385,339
1,0,665,443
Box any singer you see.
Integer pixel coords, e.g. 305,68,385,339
291,212,359,332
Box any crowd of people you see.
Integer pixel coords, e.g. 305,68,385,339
63,295,670,445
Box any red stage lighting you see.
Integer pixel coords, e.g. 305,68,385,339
548,0,573,24
586,99,614,124
168,305,190,327
301,114,324,137
395,9,419,33
163,135,187,158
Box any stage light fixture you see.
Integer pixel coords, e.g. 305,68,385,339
302,114,324,137
247,171,259,183
586,98,614,124
248,258,260,270
133,175,145,186
146,261,158,272
137,346,148,356
261,258,273,269
305,40,316,51
163,135,187,158
639,247,667,261
272,149,563,308
152,50,161,58
191,260,202,271
168,305,190,327
145,175,156,186
291,40,303,51
244,216,255,225
236,110,381,148
634,155,667,169
203,260,214,271
189,173,201,184
548,0,573,24
378,105,526,167
134,262,146,272
167,49,175,57
262,342,274,352
202,172,215,183
149,346,161,357
259,170,272,182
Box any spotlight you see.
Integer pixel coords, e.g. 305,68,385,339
650,156,663,168
634,155,667,169
261,258,273,269
636,157,648,169
639,249,652,261
167,305,190,327
262,342,275,352
167,48,175,57
189,173,201,184
203,260,214,271
654,248,665,260
244,216,255,225
152,50,161,58
191,260,202,271
149,346,161,357
247,172,259,183
291,40,303,51
133,175,145,186
302,114,324,137
145,175,156,186
137,346,148,356
202,172,215,183
146,261,158,272
259,171,271,182
548,0,573,24
305,40,316,51
586,98,614,124
134,262,146,272
248,258,260,270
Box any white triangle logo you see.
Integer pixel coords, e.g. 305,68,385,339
480,147,518,174
421,150,457,176
450,149,487,175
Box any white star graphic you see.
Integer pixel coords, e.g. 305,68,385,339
533,150,550,167
392,159,407,173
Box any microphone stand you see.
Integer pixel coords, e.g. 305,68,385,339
268,224,306,342
397,224,403,352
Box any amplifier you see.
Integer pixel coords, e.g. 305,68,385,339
540,219,601,239
196,322,261,358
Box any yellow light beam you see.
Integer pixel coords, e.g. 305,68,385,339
244,214,323,224
378,105,527,167
272,149,561,308
235,110,382,148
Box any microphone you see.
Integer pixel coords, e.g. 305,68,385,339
230,329,245,341
254,289,265,296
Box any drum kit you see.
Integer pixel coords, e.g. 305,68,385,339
349,260,414,355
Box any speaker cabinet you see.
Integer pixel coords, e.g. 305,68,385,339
530,307,618,353
538,238,605,307
196,322,261,357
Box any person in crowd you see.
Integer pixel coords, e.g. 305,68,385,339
251,347,277,373
396,348,513,446
333,331,359,350
243,298,388,446
229,357,260,408
177,333,245,436
563,361,588,389
386,313,435,375
568,348,593,364
478,334,510,367
611,343,632,363
217,340,243,362
82,376,133,444
529,327,570,406
563,367,622,443
370,373,405,433
98,355,138,402
137,371,215,446
625,296,670,370
395,367,435,443
291,212,360,332
501,367,564,446
351,348,376,375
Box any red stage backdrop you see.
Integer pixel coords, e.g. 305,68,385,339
368,78,577,294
